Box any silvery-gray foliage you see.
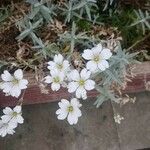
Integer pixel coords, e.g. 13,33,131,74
75,0,97,20
13,0,139,109
0,7,9,23
32,39,60,58
26,0,39,4
58,0,82,23
28,1,56,23
94,85,119,108
16,17,43,45
93,42,138,107
59,0,98,23
59,22,90,53
103,0,115,11
130,9,150,34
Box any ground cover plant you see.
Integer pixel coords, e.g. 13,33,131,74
0,0,149,137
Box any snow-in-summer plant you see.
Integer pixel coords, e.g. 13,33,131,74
0,43,136,137
0,0,139,137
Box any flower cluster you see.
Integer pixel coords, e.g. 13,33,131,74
0,69,27,137
0,106,24,137
114,114,124,124
45,54,70,91
44,43,112,125
0,43,112,136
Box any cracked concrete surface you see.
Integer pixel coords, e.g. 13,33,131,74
0,92,150,150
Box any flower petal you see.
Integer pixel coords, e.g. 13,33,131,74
50,69,59,77
1,70,13,82
14,69,23,80
18,79,28,89
58,99,70,108
54,54,63,63
7,127,15,135
92,43,102,55
98,60,109,71
70,98,82,108
16,115,24,124
68,70,80,81
86,61,97,72
1,115,11,123
2,82,13,93
68,82,78,93
80,68,91,80
76,87,87,100
0,126,7,137
84,80,95,90
56,99,69,120
63,60,70,70
56,109,68,120
51,83,60,91
47,61,55,70
3,107,12,115
45,75,52,83
72,107,82,117
67,113,78,125
13,106,22,113
8,121,17,129
101,48,112,59
82,49,93,60
10,85,21,98
59,72,65,81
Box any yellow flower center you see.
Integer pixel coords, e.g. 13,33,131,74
93,55,101,63
57,64,63,70
12,79,19,85
53,76,60,83
67,106,73,112
12,112,18,117
79,79,85,86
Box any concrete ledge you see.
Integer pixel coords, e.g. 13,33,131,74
0,62,150,107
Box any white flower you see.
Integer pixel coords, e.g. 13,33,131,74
0,69,28,98
67,68,95,100
82,43,112,72
114,114,124,124
48,54,70,74
0,120,16,137
56,98,82,125
1,106,24,126
0,106,24,137
45,69,65,91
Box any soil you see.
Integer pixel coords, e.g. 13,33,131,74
0,0,23,6
0,2,32,63
120,0,149,10
0,0,149,69
0,25,19,59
